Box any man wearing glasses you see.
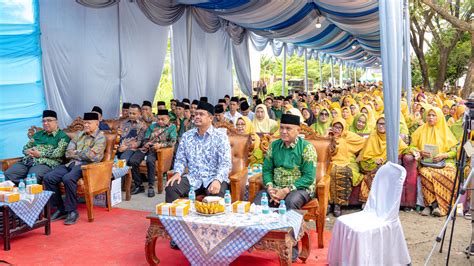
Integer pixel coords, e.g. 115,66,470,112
5,110,70,184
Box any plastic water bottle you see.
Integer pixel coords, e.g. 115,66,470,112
0,171,5,183
247,166,253,178
19,179,26,197
261,192,270,215
188,186,196,211
114,157,118,167
25,174,32,186
224,190,232,213
31,173,37,185
278,200,287,223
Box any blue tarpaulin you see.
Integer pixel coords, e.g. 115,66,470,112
0,0,46,159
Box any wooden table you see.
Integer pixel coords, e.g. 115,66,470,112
0,200,51,251
145,214,310,266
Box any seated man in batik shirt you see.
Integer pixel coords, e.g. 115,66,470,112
6,110,70,184
213,104,234,129
119,102,131,121
91,106,111,131
253,113,317,262
128,109,177,197
116,104,148,162
44,112,106,225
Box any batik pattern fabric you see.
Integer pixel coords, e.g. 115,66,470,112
358,159,381,203
65,129,106,166
140,123,177,153
419,164,457,216
329,165,353,206
21,129,70,168
263,138,317,196
118,119,148,149
173,126,232,189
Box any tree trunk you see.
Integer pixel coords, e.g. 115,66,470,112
412,45,431,89
461,33,474,98
434,49,449,92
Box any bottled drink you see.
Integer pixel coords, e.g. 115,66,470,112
25,174,32,186
31,173,37,185
261,192,269,215
0,171,5,183
247,166,253,178
224,190,231,213
188,186,196,211
19,179,26,196
278,200,287,223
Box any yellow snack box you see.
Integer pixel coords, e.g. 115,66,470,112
27,184,43,194
173,199,191,207
156,203,189,217
232,201,251,214
0,192,20,203
0,187,14,192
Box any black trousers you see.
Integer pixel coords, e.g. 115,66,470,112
165,176,229,203
43,164,83,212
5,162,51,184
120,150,157,188
253,189,310,210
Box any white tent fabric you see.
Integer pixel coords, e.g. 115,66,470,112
40,0,120,128
232,32,253,97
379,0,402,163
171,12,233,104
41,0,168,127
119,0,169,104
328,162,411,265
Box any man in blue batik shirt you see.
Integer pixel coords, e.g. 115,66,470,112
165,101,232,203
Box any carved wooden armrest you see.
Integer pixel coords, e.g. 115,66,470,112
157,146,174,172
0,157,22,172
248,172,263,203
80,161,114,193
229,168,248,202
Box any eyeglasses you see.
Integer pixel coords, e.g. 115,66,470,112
320,112,329,116
42,119,57,123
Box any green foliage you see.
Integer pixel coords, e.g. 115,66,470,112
411,57,424,86
153,38,174,113
425,31,471,86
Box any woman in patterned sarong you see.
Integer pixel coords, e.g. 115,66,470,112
328,118,366,217
357,116,410,202
411,107,459,217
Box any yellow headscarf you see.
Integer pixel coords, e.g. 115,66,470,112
341,106,353,126
447,105,466,126
374,96,384,116
411,107,458,153
443,100,455,109
358,116,408,162
253,104,278,134
331,118,367,166
330,107,342,119
360,104,376,128
237,116,262,164
238,116,256,135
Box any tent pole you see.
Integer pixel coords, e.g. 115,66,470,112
304,49,308,93
330,57,334,87
319,58,323,89
339,63,343,87
282,45,287,96
186,8,192,98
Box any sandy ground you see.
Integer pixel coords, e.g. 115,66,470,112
324,208,473,266
118,192,474,265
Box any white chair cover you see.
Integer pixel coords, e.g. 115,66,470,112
328,162,411,265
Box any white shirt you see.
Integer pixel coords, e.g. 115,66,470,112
224,111,242,125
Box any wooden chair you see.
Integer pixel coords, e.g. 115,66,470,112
1,121,119,223
137,146,175,194
247,134,333,249
167,134,251,202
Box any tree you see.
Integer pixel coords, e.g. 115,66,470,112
420,0,473,98
410,1,434,89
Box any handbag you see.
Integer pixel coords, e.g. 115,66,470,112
420,159,446,169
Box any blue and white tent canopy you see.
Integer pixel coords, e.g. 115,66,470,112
79,0,380,67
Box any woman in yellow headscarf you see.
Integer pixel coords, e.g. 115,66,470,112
311,107,333,136
349,103,360,117
442,100,455,121
341,106,354,126
449,104,466,140
349,113,371,134
360,104,376,129
411,107,458,217
328,118,367,217
447,104,466,127
357,116,411,202
330,107,342,120
253,104,278,134
236,117,263,165
373,96,384,116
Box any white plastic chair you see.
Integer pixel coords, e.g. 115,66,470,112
328,162,411,265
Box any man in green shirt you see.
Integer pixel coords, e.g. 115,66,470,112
5,110,70,184
128,109,177,197
253,113,317,261
272,96,284,121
